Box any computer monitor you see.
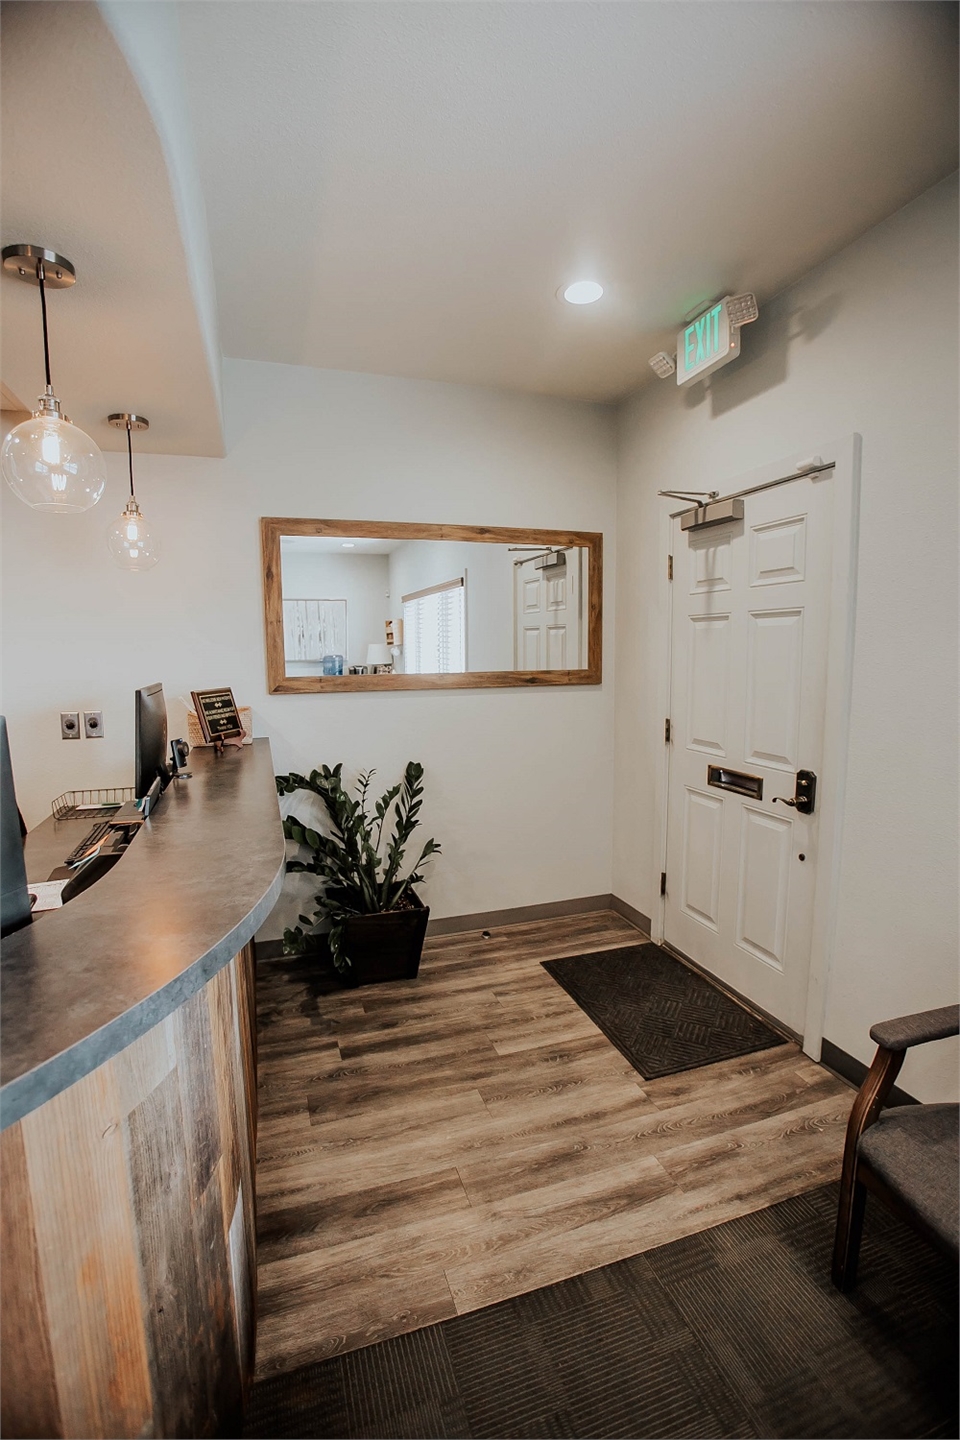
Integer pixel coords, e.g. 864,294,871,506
135,683,171,800
1,716,32,937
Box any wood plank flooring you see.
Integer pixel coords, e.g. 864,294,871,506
253,912,853,1378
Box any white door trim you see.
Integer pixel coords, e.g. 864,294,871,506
653,435,861,1061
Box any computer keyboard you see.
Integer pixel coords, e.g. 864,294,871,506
64,820,117,867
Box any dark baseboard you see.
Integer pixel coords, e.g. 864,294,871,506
820,1038,918,1106
608,895,653,936
256,892,651,957
426,894,620,938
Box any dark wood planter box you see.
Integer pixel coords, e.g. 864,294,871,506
341,894,429,986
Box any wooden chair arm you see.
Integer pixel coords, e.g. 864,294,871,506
841,1044,905,1157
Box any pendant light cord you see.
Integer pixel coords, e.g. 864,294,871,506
36,261,52,388
126,422,136,500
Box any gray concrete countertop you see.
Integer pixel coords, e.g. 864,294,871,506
1,738,285,1129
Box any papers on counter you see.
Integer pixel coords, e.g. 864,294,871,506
28,879,70,911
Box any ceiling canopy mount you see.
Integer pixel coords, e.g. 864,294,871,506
2,244,76,289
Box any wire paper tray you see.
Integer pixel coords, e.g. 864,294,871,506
51,787,136,820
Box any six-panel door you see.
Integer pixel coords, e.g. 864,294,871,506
664,474,833,1035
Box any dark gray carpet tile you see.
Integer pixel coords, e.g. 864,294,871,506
647,1202,957,1440
359,1396,473,1440
246,1360,349,1439
783,1196,958,1324
496,1411,579,1440
242,1184,959,1440
602,1252,704,1344
562,1326,758,1440
666,1233,917,1417
442,1304,575,1436
751,1369,866,1440
858,1227,958,1311
541,944,787,1079
342,1326,462,1429
705,1188,824,1251
812,1343,950,1440
621,1227,716,1288
509,1260,624,1320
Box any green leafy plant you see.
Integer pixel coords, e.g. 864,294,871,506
275,761,441,972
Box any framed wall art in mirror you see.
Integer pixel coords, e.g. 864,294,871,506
260,518,603,693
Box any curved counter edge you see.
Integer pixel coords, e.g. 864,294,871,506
1,738,286,1130
0,866,282,1129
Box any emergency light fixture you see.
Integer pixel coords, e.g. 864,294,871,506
648,293,759,386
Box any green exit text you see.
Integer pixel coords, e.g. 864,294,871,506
684,302,724,369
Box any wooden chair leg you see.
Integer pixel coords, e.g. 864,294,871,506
831,1042,904,1291
832,1170,867,1291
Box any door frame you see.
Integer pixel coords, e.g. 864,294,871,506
653,434,861,1061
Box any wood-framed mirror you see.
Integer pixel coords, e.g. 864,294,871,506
261,518,602,693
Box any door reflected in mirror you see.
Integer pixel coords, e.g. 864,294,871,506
261,520,602,692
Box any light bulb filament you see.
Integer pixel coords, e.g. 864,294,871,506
41,429,61,466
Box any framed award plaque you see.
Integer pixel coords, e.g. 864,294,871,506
190,688,245,743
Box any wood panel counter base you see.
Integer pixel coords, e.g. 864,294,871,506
1,945,258,1440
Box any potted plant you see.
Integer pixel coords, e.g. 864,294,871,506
275,761,441,985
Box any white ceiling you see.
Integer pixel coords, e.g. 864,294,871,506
1,1,957,451
281,535,400,555
178,0,958,403
0,2,224,455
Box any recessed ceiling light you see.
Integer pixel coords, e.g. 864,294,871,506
341,541,356,548
561,280,604,305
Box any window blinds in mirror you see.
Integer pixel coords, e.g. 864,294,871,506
402,578,465,674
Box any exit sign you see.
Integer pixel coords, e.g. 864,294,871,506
676,299,741,386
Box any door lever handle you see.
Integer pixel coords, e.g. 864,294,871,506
773,769,817,816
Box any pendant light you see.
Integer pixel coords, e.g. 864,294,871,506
106,414,160,571
1,244,107,512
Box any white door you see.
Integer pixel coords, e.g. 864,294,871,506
664,473,834,1035
514,550,583,669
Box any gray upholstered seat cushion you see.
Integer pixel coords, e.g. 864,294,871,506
859,1104,959,1255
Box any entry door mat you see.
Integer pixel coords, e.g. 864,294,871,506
541,942,787,1079
243,1184,959,1439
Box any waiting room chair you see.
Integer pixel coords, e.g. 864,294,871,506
832,1004,959,1290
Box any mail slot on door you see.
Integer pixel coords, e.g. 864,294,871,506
706,766,763,801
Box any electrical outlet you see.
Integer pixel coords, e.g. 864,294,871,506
83,711,104,739
60,711,81,740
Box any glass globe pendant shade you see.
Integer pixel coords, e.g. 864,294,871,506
1,392,107,512
107,498,160,571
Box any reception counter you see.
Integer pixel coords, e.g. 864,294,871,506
0,739,285,1438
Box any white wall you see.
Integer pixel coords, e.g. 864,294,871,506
1,360,617,936
614,174,959,1101
281,549,389,671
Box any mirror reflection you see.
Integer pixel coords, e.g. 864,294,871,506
280,536,591,678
